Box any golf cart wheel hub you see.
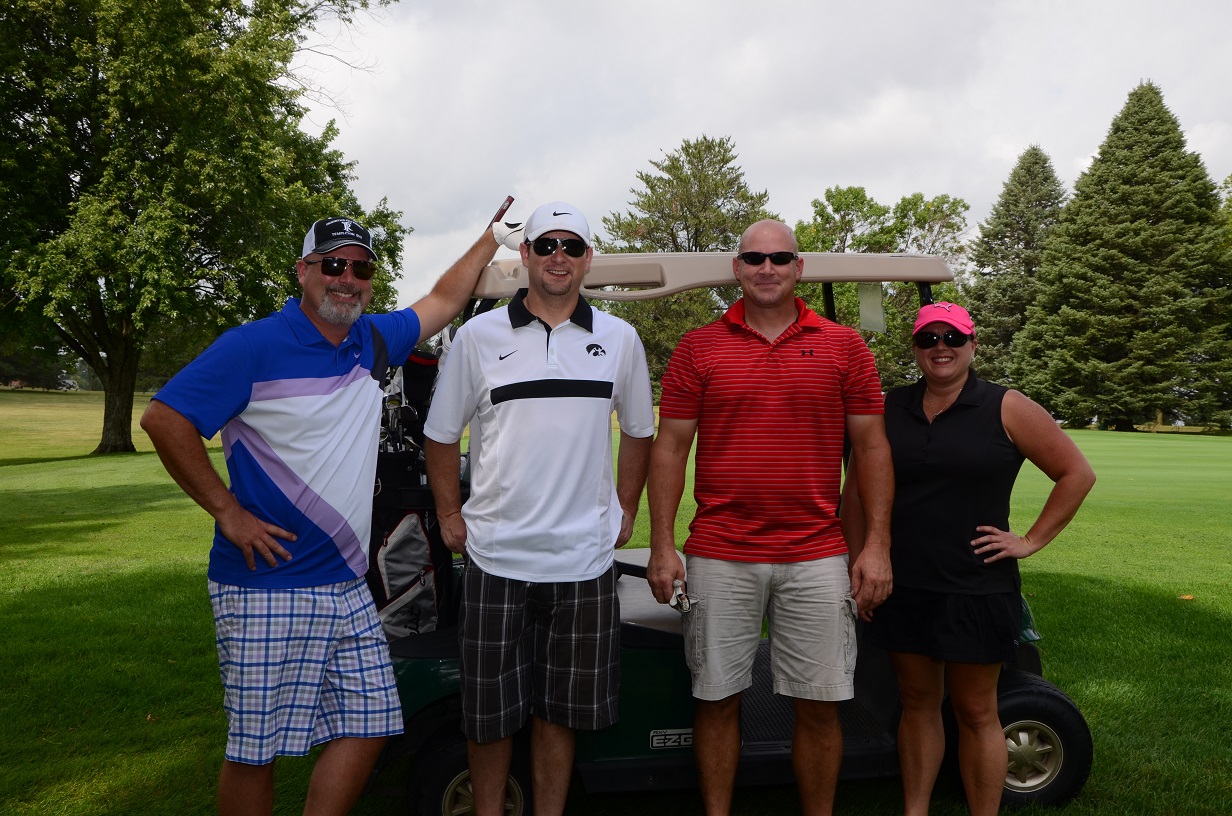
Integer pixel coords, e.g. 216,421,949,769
1004,718,1064,792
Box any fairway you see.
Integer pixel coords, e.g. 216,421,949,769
1,390,1230,816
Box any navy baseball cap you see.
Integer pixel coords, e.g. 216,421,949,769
301,217,378,259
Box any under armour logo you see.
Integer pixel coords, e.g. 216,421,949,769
801,349,814,356
586,344,606,357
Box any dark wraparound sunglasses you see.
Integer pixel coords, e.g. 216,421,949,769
913,330,972,349
530,236,588,258
304,257,377,280
737,251,798,266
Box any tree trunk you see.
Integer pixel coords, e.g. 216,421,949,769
91,342,142,455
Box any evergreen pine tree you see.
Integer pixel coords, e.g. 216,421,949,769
965,146,1067,385
1012,82,1230,429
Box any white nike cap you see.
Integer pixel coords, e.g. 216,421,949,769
523,201,592,246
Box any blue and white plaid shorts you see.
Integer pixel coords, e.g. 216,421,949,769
209,577,404,765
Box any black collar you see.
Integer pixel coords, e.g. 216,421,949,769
507,288,594,332
890,371,987,418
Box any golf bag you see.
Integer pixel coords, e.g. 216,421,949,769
366,342,458,639
367,505,455,638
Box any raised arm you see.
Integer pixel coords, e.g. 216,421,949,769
140,400,294,570
410,227,501,343
646,417,696,603
971,390,1096,562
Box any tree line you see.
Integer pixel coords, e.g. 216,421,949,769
2,0,1228,453
600,84,1232,431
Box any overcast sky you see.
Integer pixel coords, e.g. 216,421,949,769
297,0,1232,307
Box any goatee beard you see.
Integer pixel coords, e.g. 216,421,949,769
319,290,363,326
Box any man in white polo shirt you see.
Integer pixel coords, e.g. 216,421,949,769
423,201,655,816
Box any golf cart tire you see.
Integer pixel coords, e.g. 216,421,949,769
997,671,1092,808
408,729,532,816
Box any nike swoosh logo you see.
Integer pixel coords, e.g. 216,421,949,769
353,352,361,358
499,351,517,360
552,211,571,216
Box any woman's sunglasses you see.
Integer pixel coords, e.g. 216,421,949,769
304,257,377,280
530,236,588,258
913,330,972,349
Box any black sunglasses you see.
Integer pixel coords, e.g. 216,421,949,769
530,236,588,258
737,251,798,266
913,330,972,349
304,257,377,280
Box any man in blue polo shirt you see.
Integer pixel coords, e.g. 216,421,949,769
423,202,655,816
141,214,501,816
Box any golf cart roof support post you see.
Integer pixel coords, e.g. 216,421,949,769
916,281,935,307
823,282,837,322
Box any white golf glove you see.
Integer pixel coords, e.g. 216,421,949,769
492,221,524,251
668,579,692,613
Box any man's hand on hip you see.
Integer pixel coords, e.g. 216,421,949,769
217,501,295,571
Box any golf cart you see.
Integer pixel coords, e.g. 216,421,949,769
366,252,1093,815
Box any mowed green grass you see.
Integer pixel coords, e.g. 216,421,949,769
1,390,1230,815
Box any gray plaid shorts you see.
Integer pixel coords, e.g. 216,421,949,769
458,562,620,743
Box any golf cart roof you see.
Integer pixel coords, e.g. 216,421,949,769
471,251,953,301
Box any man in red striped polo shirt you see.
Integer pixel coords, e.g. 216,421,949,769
647,219,895,816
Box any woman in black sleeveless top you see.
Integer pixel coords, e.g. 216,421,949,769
843,302,1095,816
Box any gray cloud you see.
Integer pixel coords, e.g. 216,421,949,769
298,0,1232,305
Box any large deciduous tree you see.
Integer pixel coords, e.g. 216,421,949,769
1012,82,1231,430
0,0,408,453
598,135,777,396
964,146,1067,385
795,186,898,254
892,193,970,261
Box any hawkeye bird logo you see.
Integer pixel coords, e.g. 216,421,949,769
586,344,606,357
